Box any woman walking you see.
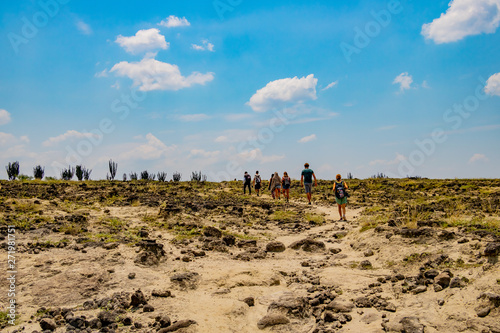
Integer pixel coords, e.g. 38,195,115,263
282,171,291,202
270,172,281,200
333,174,348,221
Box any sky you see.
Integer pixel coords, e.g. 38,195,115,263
0,0,499,181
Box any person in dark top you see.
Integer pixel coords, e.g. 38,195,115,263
300,163,317,205
282,171,291,202
253,171,262,196
333,174,349,221
243,171,252,195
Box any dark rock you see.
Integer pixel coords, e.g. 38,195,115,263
437,299,445,306
134,240,166,266
449,277,465,288
412,285,427,294
122,317,132,326
130,290,147,307
222,235,236,246
384,303,397,312
268,295,311,318
128,273,136,279
476,306,491,318
400,316,425,333
170,272,200,289
257,314,290,329
330,248,342,254
237,239,257,248
143,304,154,312
39,318,57,331
243,297,255,307
158,319,197,332
359,260,372,269
203,226,222,238
326,301,354,313
354,297,372,308
156,315,171,328
67,316,87,329
439,230,456,240
288,238,325,252
152,290,172,298
97,311,116,327
82,300,97,310
434,272,451,289
265,241,286,253
323,311,338,322
138,229,149,238
484,242,500,256
423,269,439,279
398,227,434,238
88,318,101,329
363,249,374,257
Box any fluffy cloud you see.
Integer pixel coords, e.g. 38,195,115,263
469,153,489,163
485,72,500,96
110,56,214,91
298,134,317,143
192,40,215,52
248,74,318,112
158,15,191,28
0,109,11,125
76,20,92,35
393,72,413,92
178,114,211,122
120,133,176,160
42,130,100,147
115,29,169,54
321,81,338,91
422,0,500,44
237,148,285,164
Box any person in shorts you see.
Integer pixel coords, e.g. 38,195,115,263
300,163,317,205
282,171,291,202
333,174,348,221
253,171,262,196
270,172,281,200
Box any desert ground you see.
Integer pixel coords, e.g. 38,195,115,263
1,178,499,333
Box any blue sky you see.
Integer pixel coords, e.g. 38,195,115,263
1,0,499,180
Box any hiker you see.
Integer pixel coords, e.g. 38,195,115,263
333,174,348,221
253,171,262,196
268,174,275,199
282,171,291,202
270,172,281,200
300,163,317,205
243,171,252,195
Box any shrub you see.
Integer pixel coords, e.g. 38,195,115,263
83,168,92,180
141,170,149,180
33,165,45,180
347,172,354,180
107,159,118,180
6,161,20,180
122,173,127,181
157,172,167,182
190,171,207,182
172,172,182,182
18,174,33,181
129,172,138,180
76,165,91,181
371,172,388,179
60,166,75,180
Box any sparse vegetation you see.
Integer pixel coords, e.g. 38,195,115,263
61,166,75,180
18,174,33,181
129,172,138,180
140,170,155,181
157,172,167,182
33,165,45,180
75,165,92,181
190,171,207,182
107,159,118,180
6,161,20,180
173,171,182,182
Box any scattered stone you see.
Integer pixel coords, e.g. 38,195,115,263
88,318,102,329
257,314,290,329
97,311,116,327
156,315,171,328
222,235,236,246
289,238,325,252
266,241,286,253
243,297,255,307
476,306,491,318
203,226,222,238
363,249,374,257
122,317,132,326
128,273,136,279
152,290,172,298
103,242,119,250
424,269,439,279
170,272,200,290
330,248,342,254
326,301,354,313
434,272,452,289
359,260,372,269
484,242,500,256
412,285,427,294
237,239,257,248
130,290,147,307
437,299,445,306
143,304,154,312
450,277,465,288
384,303,397,312
39,318,57,331
158,319,197,332
268,295,311,318
134,240,166,266
400,316,425,333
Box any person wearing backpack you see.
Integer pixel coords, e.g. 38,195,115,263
270,172,281,200
243,171,252,195
253,171,262,196
282,171,291,202
301,163,317,205
333,174,349,221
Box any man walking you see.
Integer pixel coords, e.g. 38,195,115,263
243,171,252,195
300,163,317,205
253,171,262,196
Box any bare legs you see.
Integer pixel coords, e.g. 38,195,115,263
337,204,347,221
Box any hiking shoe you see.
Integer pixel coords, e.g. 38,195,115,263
343,217,347,221
308,202,311,205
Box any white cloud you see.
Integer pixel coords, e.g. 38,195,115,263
110,56,214,91
485,72,500,96
115,29,169,54
469,153,489,163
422,80,430,89
0,132,16,146
248,74,318,112
237,148,285,164
298,134,317,143
422,0,500,44
321,81,338,91
0,109,11,125
393,72,413,92
120,133,176,160
192,40,215,52
42,130,101,147
95,69,108,78
76,20,92,35
158,15,191,28
369,153,406,166
178,114,210,122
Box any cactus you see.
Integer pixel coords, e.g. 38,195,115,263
6,161,20,180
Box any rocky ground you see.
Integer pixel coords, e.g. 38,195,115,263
0,179,499,333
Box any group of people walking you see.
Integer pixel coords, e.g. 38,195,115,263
242,163,349,221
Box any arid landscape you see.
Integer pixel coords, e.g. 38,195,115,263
1,178,500,333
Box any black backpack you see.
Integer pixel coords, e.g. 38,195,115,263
335,181,346,199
